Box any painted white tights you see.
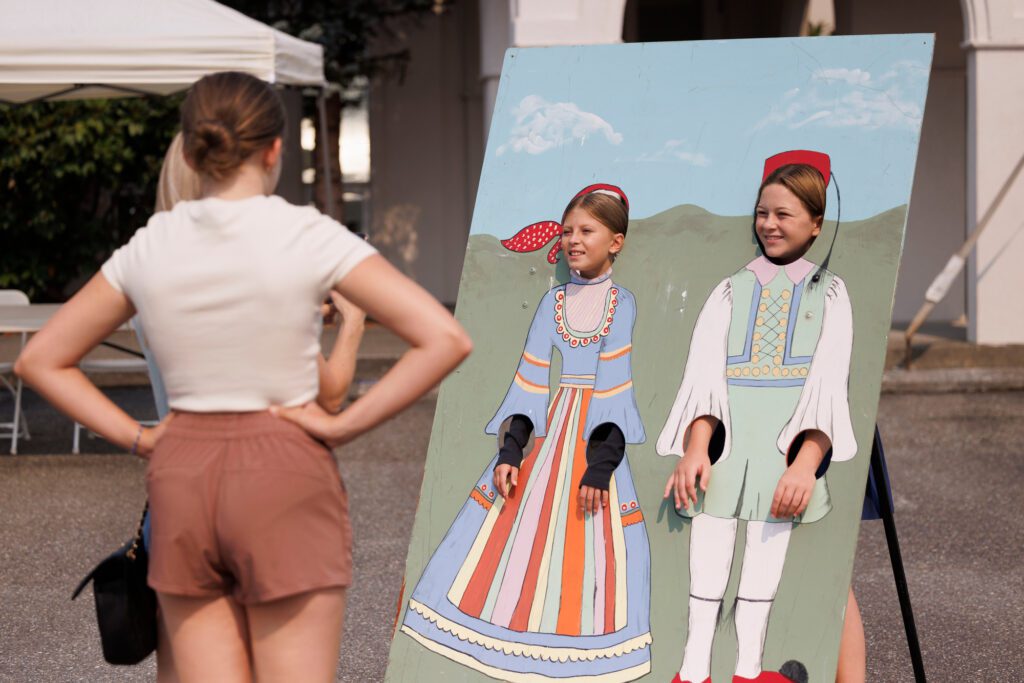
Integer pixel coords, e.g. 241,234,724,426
677,516,792,682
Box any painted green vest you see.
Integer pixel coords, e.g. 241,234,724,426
725,266,834,385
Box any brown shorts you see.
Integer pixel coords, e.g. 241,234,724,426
145,411,352,605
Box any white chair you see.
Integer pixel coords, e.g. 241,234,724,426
0,289,31,454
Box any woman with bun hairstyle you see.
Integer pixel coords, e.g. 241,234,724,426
399,185,652,682
148,131,369,423
141,131,371,682
16,71,471,682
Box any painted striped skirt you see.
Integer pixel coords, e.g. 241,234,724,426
401,385,652,682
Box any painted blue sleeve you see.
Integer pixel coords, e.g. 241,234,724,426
485,290,556,437
585,288,646,444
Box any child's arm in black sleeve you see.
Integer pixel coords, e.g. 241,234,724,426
580,422,626,490
495,414,534,469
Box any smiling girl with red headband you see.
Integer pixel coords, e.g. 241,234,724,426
399,184,652,682
657,151,857,683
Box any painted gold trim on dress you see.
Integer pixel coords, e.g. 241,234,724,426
401,626,651,682
593,380,633,399
469,488,493,511
621,510,644,527
515,372,548,394
523,351,550,367
599,344,632,361
404,600,652,664
560,374,597,388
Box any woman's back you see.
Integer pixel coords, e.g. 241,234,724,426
103,194,375,412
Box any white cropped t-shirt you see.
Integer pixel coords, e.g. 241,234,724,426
102,195,377,412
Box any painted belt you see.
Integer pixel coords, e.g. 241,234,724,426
558,373,596,388
727,377,806,387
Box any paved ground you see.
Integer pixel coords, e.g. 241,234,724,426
1,387,1022,682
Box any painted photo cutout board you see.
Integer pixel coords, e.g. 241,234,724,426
386,34,934,683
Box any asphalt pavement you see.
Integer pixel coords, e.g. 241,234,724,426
0,386,1022,682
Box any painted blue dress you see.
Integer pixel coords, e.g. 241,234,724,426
401,277,652,682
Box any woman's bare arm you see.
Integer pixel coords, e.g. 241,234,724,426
275,255,472,445
14,274,167,455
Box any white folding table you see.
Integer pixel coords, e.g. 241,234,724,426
0,304,143,453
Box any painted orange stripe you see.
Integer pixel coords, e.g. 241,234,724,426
458,389,563,616
602,498,616,634
593,380,632,399
459,438,542,616
599,344,632,361
515,372,547,391
522,352,550,368
508,389,573,631
556,389,592,635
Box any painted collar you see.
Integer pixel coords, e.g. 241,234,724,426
554,284,619,347
745,256,815,286
569,268,613,285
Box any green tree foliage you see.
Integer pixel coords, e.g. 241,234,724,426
1,0,446,301
0,96,180,301
223,0,441,92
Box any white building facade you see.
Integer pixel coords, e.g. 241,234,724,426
365,0,1024,344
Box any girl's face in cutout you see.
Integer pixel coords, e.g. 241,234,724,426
755,183,823,264
561,207,624,279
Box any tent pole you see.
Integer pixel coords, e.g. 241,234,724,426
317,91,337,220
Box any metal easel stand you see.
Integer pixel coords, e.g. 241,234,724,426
870,427,927,682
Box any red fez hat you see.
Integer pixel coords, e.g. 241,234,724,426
762,150,831,187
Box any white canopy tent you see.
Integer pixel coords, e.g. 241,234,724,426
0,0,325,103
0,0,335,212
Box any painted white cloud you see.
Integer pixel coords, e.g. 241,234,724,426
496,95,623,156
754,60,927,131
813,67,873,86
638,138,711,166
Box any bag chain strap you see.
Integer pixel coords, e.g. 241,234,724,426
126,501,149,562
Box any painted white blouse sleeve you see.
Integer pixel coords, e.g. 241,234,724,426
776,275,858,462
656,278,732,459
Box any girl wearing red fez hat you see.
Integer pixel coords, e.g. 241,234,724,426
657,151,858,683
399,184,653,681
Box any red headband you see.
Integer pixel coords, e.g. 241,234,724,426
574,183,629,211
762,150,831,187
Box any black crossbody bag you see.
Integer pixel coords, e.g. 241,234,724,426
72,503,158,665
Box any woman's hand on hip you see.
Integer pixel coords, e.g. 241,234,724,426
271,402,352,447
134,413,175,460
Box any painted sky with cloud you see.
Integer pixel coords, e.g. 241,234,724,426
496,95,623,156
470,35,933,238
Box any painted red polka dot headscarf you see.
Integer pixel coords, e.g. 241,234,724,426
500,184,628,264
